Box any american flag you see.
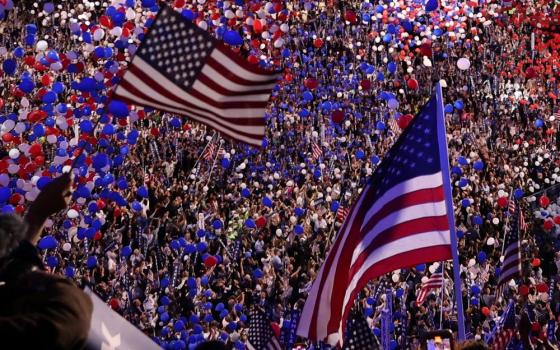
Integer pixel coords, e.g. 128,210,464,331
342,311,379,350
297,85,454,346
488,302,516,350
508,199,527,231
388,117,401,135
336,207,350,223
497,201,522,297
416,265,444,306
112,5,280,147
247,307,282,350
312,142,323,161
202,141,216,161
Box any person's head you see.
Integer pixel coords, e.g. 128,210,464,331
458,340,489,350
0,214,27,259
195,341,227,350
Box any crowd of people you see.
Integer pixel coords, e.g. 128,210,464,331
1,0,560,349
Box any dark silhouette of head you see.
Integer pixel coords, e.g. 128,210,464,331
0,214,26,259
195,341,228,350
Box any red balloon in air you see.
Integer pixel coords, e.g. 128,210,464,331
531,258,541,267
540,195,550,207
397,114,413,129
360,79,371,90
544,220,554,230
304,78,319,90
313,38,324,48
407,78,419,90
331,110,344,123
256,216,267,229
525,66,537,79
204,255,218,268
519,285,529,296
481,307,490,317
496,197,508,208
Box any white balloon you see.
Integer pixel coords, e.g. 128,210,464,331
8,164,19,174
14,122,26,134
388,99,399,110
486,237,495,245
468,258,476,267
457,57,471,70
36,40,49,52
67,209,79,219
392,273,399,283
198,21,208,30
8,148,20,159
62,242,72,252
93,28,105,41
0,174,9,186
2,119,15,133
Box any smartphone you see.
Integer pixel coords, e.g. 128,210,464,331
421,330,454,350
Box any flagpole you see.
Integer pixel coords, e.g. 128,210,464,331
434,83,466,341
439,261,445,330
500,191,514,256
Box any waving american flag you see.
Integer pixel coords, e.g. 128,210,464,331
297,85,455,346
112,5,280,146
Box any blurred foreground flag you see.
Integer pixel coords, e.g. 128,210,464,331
297,84,458,346
112,5,280,146
84,288,160,350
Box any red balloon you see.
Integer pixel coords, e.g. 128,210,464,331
150,127,160,137
532,258,541,267
496,197,508,208
256,216,267,229
481,307,490,317
253,19,263,33
174,0,185,7
554,216,560,225
331,110,344,123
536,283,549,293
544,220,554,230
41,74,51,86
360,79,371,90
304,78,319,90
313,38,324,48
407,78,419,90
531,322,541,332
344,11,357,24
519,285,530,296
247,55,259,64
397,114,413,129
526,66,537,79
93,231,102,241
0,98,4,109
204,255,218,268
540,195,550,207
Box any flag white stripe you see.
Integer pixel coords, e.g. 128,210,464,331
341,231,451,317
115,87,262,146
352,200,448,265
201,64,278,92
361,172,444,230
192,78,272,103
211,49,279,82
134,58,266,119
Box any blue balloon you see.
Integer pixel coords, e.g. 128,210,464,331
376,121,386,130
454,100,464,110
262,197,273,208
331,201,340,213
38,235,58,250
221,158,230,168
471,284,481,295
2,59,17,75
121,245,132,257
302,90,313,102
13,47,24,58
473,160,484,171
64,265,75,278
42,91,57,104
46,256,59,267
294,225,304,235
355,149,365,160
387,61,397,74
86,256,98,269
477,251,487,263
396,288,405,298
461,198,471,208
444,104,454,113
535,119,544,128
0,187,11,203
19,79,34,93
245,218,256,229
223,30,243,46
137,186,148,198
473,215,483,225
241,188,250,198
425,0,439,11
92,153,109,169
416,264,426,272
253,268,264,279
170,117,181,128
513,188,524,200
141,0,156,7
108,100,129,118
212,219,223,230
